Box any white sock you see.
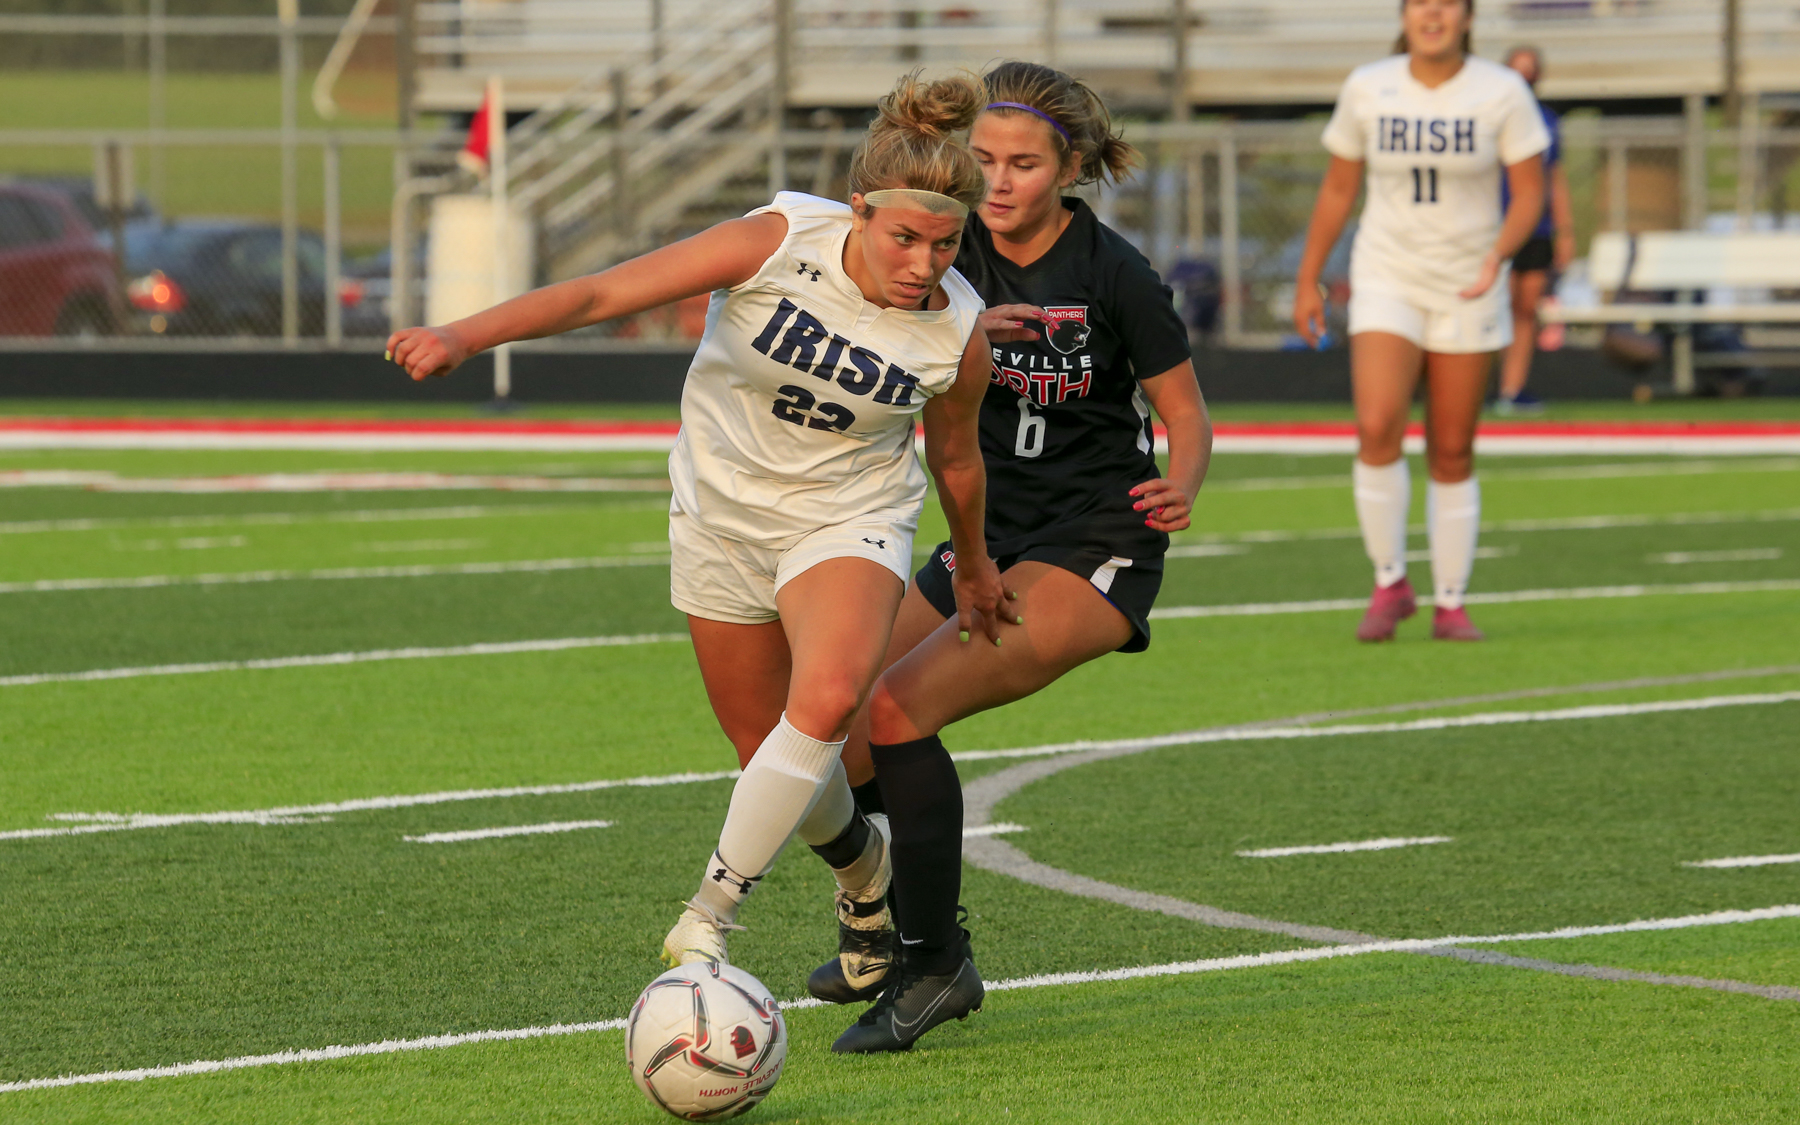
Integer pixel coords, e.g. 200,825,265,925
1353,457,1411,588
797,757,855,847
1427,477,1481,610
692,714,845,923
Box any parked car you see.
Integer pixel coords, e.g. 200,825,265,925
0,182,126,337
123,220,382,338
26,175,160,249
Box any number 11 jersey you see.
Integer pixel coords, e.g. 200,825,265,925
1322,54,1548,305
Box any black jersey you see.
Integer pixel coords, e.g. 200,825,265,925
954,198,1193,560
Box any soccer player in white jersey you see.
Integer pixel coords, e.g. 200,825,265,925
1293,0,1547,641
385,73,1014,971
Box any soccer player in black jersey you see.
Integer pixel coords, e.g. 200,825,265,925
816,61,1212,1054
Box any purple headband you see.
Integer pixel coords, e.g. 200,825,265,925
985,101,1071,145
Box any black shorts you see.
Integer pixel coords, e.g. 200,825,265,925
915,540,1163,654
1513,235,1554,273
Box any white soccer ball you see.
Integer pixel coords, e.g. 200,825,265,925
626,961,787,1121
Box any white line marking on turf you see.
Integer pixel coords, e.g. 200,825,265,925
2,771,735,842
0,633,690,690
1684,853,1800,869
1404,546,1510,563
1149,579,1800,619
963,822,1029,838
403,820,612,844
1237,836,1452,858
0,503,638,536
950,691,1800,761
1650,548,1782,565
1165,544,1250,558
7,903,1795,1094
1205,457,1800,493
0,1018,633,1093
1166,506,1800,549
15,690,1795,844
0,470,671,493
0,554,674,594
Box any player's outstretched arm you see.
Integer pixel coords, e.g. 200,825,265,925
1461,155,1546,299
386,213,788,381
1293,155,1363,347
922,326,1018,645
1131,360,1211,534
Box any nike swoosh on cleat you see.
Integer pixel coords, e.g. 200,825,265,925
900,936,924,945
892,967,970,1033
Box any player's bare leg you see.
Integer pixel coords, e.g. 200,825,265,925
1423,349,1493,640
833,563,1128,1052
1499,268,1548,408
1350,331,1424,640
806,578,945,1002
665,559,902,968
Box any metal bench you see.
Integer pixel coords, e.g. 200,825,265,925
1543,231,1800,393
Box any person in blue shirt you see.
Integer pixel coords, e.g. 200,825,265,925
1497,46,1575,414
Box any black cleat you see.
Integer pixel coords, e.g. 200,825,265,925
806,898,896,1003
830,934,982,1054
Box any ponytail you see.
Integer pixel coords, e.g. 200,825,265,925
981,60,1138,187
846,71,987,213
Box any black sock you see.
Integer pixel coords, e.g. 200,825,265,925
850,778,886,818
807,808,871,870
871,734,964,976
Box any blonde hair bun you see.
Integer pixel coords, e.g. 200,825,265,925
847,71,988,214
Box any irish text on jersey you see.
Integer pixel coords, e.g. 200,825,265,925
749,297,922,407
1376,117,1476,154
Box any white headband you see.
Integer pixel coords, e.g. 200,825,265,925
861,188,970,222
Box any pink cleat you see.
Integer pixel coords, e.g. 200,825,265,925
1356,577,1417,642
1432,606,1486,641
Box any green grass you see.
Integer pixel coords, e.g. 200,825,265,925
1,437,1797,1120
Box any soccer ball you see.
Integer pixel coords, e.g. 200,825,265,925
626,961,787,1121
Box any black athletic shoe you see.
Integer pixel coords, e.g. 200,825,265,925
830,933,983,1054
806,891,896,1004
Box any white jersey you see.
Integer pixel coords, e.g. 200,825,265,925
670,192,984,547
1322,54,1549,306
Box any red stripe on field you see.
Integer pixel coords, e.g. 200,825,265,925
3,418,1798,438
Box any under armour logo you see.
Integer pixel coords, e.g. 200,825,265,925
862,537,887,549
796,264,821,281
710,866,758,894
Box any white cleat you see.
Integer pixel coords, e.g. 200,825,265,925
660,900,745,968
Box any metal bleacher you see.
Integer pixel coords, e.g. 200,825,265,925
402,1,1800,292
416,0,1800,114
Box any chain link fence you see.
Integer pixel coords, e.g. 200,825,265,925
3,3,1799,350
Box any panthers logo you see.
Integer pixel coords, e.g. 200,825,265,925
1041,306,1092,355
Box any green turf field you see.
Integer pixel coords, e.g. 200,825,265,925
1,429,1796,1122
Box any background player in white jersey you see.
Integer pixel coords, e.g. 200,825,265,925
817,62,1210,1054
1293,0,1547,642
384,73,1016,972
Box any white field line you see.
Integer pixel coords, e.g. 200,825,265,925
0,435,679,453
0,633,690,690
949,690,1800,762
15,691,1796,845
2,770,736,842
0,554,674,595
1170,506,1800,548
1213,435,1800,455
1206,457,1800,493
403,820,612,844
1404,546,1510,563
1149,579,1800,620
1650,548,1782,564
963,822,1029,838
0,470,671,492
1164,544,1251,559
0,503,658,537
1684,853,1800,869
1237,836,1452,858
6,903,1796,1095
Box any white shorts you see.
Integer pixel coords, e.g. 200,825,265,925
1348,280,1512,354
669,507,916,625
